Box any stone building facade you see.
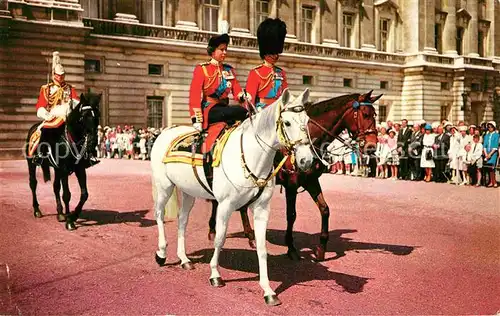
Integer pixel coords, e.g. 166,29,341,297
0,0,499,159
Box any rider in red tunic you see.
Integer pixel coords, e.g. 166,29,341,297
245,18,288,111
189,21,250,131
29,52,80,158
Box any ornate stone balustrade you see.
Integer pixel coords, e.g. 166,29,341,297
83,18,498,70
463,56,493,67
83,18,407,65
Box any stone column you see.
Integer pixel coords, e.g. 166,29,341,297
466,0,478,56
423,0,437,53
486,0,494,57
278,0,297,41
229,0,250,36
401,0,419,53
361,0,376,50
442,0,457,55
321,0,337,46
175,0,198,29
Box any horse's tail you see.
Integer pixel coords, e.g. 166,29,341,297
42,161,51,183
164,187,179,219
151,176,179,219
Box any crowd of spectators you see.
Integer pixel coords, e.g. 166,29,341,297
96,119,499,188
96,125,161,160
326,120,499,188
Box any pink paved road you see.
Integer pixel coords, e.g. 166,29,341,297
0,159,499,315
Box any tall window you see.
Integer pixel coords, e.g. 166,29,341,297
256,0,269,30
143,0,164,25
440,105,448,122
147,97,164,129
478,31,485,57
378,105,387,123
203,0,219,32
80,0,100,18
301,6,314,43
434,24,442,53
456,27,464,55
343,13,354,48
379,19,389,52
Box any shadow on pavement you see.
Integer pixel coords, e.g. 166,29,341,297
76,209,157,227
188,246,371,295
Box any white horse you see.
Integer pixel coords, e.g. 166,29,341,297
150,88,314,306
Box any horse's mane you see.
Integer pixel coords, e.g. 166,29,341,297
305,93,361,117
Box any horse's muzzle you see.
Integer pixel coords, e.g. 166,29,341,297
295,144,314,171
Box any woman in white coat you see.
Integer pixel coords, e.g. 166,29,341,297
420,123,435,182
465,134,484,186
457,125,472,185
376,126,390,178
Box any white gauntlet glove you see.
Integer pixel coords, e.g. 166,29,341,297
193,122,202,132
37,107,54,121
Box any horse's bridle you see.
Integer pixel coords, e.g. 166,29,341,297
308,99,377,166
240,99,309,188
65,104,97,164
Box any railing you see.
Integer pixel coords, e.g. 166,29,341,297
83,18,406,65
83,18,497,69
463,57,492,68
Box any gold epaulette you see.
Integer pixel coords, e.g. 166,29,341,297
252,64,264,70
198,61,210,66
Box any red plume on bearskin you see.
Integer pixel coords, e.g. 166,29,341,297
257,18,287,59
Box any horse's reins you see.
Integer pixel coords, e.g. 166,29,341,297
240,98,307,188
307,100,378,166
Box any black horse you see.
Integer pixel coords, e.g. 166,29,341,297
25,92,101,230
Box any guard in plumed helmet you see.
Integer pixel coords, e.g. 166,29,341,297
28,52,80,160
245,18,287,111
188,21,250,131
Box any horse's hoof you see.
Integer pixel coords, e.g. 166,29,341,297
34,210,43,218
181,262,194,270
264,294,282,306
209,277,225,287
208,231,215,241
155,253,166,266
65,221,76,231
248,239,257,249
287,249,301,261
57,214,66,222
314,246,326,261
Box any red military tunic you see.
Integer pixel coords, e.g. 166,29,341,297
36,82,79,111
245,63,287,110
189,60,244,129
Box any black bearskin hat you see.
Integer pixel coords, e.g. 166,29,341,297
257,18,287,59
207,21,230,55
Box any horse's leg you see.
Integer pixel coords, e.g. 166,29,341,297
305,177,330,261
59,171,75,231
284,185,300,260
177,192,195,270
52,170,64,222
153,178,174,266
28,159,42,218
208,200,217,241
253,198,281,306
240,207,256,249
209,200,256,249
71,166,88,221
209,200,233,287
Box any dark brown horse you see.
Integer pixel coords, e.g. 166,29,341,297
208,91,381,260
